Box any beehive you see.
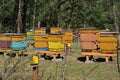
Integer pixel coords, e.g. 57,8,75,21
48,34,63,42
35,28,46,35
34,35,48,41
79,28,100,51
80,29,99,42
34,35,48,49
80,33,98,41
50,27,62,33
34,41,48,48
98,32,118,53
0,35,11,41
11,35,26,41
48,42,64,51
11,41,27,50
80,42,97,50
0,41,11,49
26,31,34,35
27,36,34,40
63,30,73,45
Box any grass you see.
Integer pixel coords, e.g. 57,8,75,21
0,42,120,80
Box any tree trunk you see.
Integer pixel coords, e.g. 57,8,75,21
22,0,27,33
33,0,36,30
0,20,2,32
13,0,19,33
17,0,22,33
113,4,120,74
38,21,41,28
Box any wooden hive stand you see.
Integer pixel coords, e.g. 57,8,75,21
82,52,117,63
36,50,64,60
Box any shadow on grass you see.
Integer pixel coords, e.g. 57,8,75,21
40,54,63,61
77,56,113,62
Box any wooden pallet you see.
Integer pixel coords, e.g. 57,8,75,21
36,50,64,60
81,52,117,63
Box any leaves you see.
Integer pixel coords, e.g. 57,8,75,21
0,0,120,32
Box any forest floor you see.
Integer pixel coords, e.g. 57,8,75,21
0,42,120,80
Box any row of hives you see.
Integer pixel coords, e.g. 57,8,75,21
0,27,73,52
79,28,118,53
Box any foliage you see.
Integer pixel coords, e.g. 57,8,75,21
0,0,120,32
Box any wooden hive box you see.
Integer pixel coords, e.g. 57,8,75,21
50,27,62,33
98,32,118,53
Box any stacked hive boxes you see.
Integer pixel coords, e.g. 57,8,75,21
34,28,48,50
63,30,73,47
79,28,100,52
34,35,48,50
48,34,64,52
11,34,27,50
98,32,118,53
0,34,11,49
34,27,64,52
26,31,34,44
47,27,64,52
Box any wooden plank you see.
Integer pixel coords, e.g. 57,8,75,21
82,52,117,56
36,50,64,55
82,52,117,63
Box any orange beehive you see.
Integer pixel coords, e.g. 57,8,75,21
80,33,98,41
80,41,97,50
79,28,100,51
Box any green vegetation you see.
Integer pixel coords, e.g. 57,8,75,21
0,0,120,32
0,42,120,80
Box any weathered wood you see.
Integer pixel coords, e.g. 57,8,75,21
36,50,63,54
82,52,117,63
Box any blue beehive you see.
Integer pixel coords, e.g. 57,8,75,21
11,41,27,50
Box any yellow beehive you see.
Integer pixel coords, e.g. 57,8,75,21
98,36,117,42
0,35,11,41
11,35,26,41
34,41,48,48
99,43,117,51
98,32,118,53
50,27,62,33
48,42,64,51
34,35,48,41
48,34,63,42
63,30,73,43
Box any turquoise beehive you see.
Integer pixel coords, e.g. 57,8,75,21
11,41,27,50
